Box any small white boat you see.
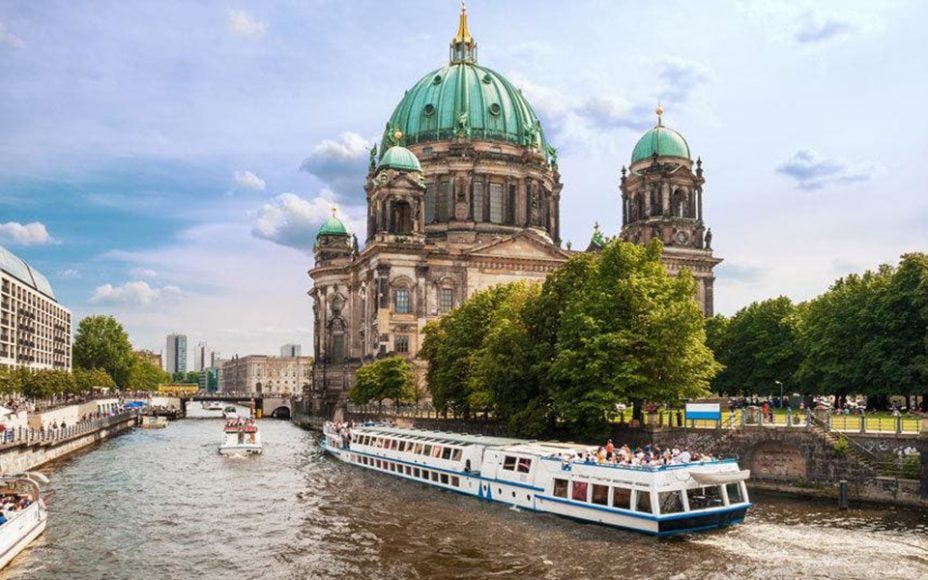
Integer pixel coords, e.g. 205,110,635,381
205,402,223,412
222,406,238,419
139,416,168,429
219,419,262,455
0,472,48,570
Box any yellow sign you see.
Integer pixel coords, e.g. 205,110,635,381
157,383,199,395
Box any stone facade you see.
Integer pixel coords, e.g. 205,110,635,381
307,9,721,416
220,355,313,395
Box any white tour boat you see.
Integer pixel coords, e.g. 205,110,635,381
222,405,238,419
0,472,48,570
322,424,751,537
219,419,262,455
203,401,223,412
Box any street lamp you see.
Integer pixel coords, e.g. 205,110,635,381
775,380,783,406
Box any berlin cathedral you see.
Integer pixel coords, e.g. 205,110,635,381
308,6,720,415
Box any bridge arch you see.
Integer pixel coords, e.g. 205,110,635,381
270,406,291,419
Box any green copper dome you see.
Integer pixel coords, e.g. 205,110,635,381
381,8,550,160
316,213,348,240
378,145,421,172
631,125,691,164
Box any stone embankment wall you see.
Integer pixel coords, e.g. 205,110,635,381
0,414,136,475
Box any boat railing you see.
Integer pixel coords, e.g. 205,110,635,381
543,456,739,473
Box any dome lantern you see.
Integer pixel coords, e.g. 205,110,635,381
316,208,349,240
450,1,477,64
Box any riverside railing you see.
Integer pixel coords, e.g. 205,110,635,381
0,411,137,448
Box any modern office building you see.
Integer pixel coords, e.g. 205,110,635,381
164,333,187,375
0,245,72,371
279,344,302,357
193,341,212,372
220,354,312,395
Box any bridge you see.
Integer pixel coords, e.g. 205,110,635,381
176,392,295,419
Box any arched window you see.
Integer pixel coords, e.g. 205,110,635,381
438,287,454,313
650,189,662,216
394,201,413,234
673,189,688,218
424,182,435,223
438,181,452,221
489,183,503,223
472,180,484,222
394,288,411,314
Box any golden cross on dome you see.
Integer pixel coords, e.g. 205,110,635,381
455,0,472,44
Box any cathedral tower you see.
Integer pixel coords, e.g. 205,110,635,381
619,106,721,315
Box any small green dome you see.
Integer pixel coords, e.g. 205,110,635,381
316,214,348,239
378,145,421,172
631,125,691,164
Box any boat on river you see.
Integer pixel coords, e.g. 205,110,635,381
0,472,48,570
202,401,224,412
219,419,262,455
222,406,238,419
139,415,168,429
321,424,751,537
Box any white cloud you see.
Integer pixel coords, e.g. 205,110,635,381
795,13,856,44
89,281,181,306
776,148,879,190
299,132,372,200
252,191,360,251
233,170,266,192
59,268,80,279
227,9,267,39
129,267,159,279
0,23,25,49
0,221,52,246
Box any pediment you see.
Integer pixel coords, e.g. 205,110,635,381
465,231,571,262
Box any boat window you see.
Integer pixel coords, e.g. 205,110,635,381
591,484,609,506
412,443,422,454
397,441,406,452
405,466,412,475
726,483,744,504
451,449,463,462
413,468,420,477
376,460,382,468
687,486,723,510
440,473,449,485
517,458,532,473
432,446,443,458
431,472,440,482
571,481,589,502
502,456,517,471
658,491,684,514
423,444,432,456
441,447,453,460
553,479,569,498
612,487,631,509
635,490,653,513
451,476,460,487
420,470,429,480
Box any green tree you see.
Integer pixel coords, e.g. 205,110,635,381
72,315,134,388
348,356,415,407
73,368,116,393
184,371,200,384
127,354,170,391
545,239,719,438
707,297,803,396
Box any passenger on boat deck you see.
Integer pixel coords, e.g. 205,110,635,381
550,443,715,467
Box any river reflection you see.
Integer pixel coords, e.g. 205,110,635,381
2,410,926,579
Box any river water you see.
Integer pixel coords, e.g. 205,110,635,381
2,408,927,580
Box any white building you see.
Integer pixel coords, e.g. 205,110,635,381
220,354,312,395
279,344,302,357
165,333,187,374
0,245,72,371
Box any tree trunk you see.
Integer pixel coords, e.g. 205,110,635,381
632,399,643,423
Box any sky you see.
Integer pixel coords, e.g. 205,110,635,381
1,0,926,359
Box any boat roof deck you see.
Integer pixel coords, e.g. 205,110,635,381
356,426,530,448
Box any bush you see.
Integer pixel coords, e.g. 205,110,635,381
832,436,849,457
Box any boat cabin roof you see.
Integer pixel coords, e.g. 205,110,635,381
356,426,528,449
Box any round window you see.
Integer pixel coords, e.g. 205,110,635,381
489,103,501,116
423,104,435,117
482,73,492,84
432,74,442,85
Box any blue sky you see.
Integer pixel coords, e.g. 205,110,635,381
1,1,926,358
